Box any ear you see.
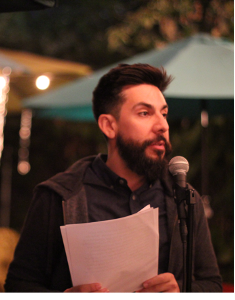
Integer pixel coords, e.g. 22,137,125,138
98,114,117,139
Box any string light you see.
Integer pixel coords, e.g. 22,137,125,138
0,66,32,175
36,75,50,90
0,68,11,162
0,76,6,90
17,109,32,175
201,110,209,128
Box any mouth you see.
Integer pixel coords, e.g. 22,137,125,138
149,140,166,152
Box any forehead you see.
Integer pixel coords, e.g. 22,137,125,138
121,84,167,107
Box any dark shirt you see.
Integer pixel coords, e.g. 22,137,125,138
83,153,169,274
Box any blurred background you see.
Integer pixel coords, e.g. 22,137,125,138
0,0,234,292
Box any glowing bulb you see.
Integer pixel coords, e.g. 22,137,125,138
0,76,6,90
201,110,209,128
17,161,31,175
36,75,50,90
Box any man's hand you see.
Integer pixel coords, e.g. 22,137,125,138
137,273,180,293
64,283,109,293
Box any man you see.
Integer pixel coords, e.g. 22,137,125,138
5,64,222,292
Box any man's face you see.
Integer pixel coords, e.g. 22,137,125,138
115,84,172,180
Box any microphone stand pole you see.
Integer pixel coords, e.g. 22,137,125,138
174,184,196,292
186,188,196,292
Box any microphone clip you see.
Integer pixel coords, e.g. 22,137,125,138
173,184,196,206
173,184,196,244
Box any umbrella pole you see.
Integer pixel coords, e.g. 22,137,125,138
201,126,209,195
201,100,209,196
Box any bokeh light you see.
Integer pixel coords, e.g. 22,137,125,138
36,75,50,90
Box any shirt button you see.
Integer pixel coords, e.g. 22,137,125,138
119,179,125,185
132,195,136,201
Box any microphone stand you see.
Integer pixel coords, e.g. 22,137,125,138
173,184,196,292
186,188,196,292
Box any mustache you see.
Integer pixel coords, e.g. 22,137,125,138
143,135,172,156
143,135,167,147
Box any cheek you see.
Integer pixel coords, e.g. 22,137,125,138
118,122,149,140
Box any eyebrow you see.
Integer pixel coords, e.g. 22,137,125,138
132,102,168,111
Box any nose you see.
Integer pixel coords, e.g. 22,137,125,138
152,114,169,134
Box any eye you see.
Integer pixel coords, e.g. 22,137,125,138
162,113,168,119
139,111,149,116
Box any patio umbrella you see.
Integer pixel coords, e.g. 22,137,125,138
0,0,57,12
23,33,234,121
0,48,92,113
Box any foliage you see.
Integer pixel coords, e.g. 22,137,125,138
0,1,233,68
107,0,234,56
0,0,151,68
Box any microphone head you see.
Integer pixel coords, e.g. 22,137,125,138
169,156,189,176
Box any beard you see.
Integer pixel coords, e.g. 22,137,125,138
116,133,172,182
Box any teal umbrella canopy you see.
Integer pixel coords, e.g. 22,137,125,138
23,33,234,121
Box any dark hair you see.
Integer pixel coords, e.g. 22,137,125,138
92,63,172,122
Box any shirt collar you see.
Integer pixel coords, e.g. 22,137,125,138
84,153,163,192
84,153,122,188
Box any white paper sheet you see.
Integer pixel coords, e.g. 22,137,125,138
60,206,159,292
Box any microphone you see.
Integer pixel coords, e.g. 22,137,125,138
169,156,190,240
169,156,189,188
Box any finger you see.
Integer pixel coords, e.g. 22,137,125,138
140,273,179,293
143,273,169,287
64,282,103,292
136,276,162,293
79,283,103,292
137,283,166,293
96,288,109,293
143,273,175,287
137,284,164,293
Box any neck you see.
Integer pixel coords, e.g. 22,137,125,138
106,146,146,191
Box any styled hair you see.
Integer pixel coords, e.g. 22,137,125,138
92,63,172,122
